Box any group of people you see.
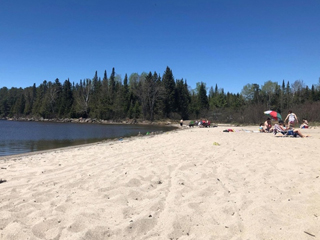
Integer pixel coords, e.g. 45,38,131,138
259,110,309,138
185,119,211,128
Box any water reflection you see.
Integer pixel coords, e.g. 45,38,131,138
0,120,175,156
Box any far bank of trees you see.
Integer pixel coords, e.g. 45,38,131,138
1,66,320,124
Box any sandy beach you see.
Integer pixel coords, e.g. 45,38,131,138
1,125,320,240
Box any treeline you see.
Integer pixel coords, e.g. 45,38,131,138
0,66,320,124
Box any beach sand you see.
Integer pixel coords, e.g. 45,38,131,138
1,126,320,239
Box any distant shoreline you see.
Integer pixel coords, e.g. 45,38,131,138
1,116,181,127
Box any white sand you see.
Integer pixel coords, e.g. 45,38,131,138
1,126,320,239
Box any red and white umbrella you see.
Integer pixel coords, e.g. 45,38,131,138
264,110,282,121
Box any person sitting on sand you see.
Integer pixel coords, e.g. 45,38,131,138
263,118,273,132
300,118,309,129
275,120,308,138
284,110,298,129
259,123,265,132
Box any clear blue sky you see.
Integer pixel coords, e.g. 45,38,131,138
1,0,319,93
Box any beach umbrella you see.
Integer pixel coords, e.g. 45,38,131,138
264,110,282,121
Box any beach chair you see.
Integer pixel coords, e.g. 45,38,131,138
273,124,297,137
273,124,286,137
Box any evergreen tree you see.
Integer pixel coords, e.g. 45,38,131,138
285,81,291,108
109,67,116,107
90,71,102,118
32,80,48,117
123,74,130,116
100,70,110,119
23,86,35,116
280,80,285,110
162,66,176,118
59,79,73,117
144,71,163,121
13,91,25,116
176,79,190,119
0,87,9,117
198,82,208,110
208,86,214,100
113,75,126,119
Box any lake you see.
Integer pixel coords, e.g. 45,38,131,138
0,120,176,157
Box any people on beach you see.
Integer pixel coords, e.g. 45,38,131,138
259,123,265,132
275,120,308,138
196,119,211,128
300,118,309,129
284,110,298,129
263,118,273,132
180,119,183,127
203,120,210,127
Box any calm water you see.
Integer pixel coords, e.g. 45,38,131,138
0,120,175,156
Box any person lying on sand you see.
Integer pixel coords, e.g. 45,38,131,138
276,120,309,138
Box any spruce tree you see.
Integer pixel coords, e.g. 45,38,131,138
198,82,208,110
162,66,176,118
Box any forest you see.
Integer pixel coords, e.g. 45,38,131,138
1,66,320,124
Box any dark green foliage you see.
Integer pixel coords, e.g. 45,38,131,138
0,87,9,117
162,66,176,118
197,82,208,110
176,79,190,119
0,67,320,124
59,79,73,117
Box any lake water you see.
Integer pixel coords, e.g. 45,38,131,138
0,120,176,157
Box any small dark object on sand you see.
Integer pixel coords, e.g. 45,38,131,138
0,179,7,184
304,231,316,237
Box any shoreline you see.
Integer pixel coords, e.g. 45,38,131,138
1,116,181,126
0,126,182,161
1,126,319,239
0,120,180,159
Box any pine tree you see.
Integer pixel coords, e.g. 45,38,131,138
176,79,190,119
162,66,176,118
123,74,130,116
59,79,73,117
90,71,102,118
144,71,163,121
198,82,208,110
109,68,116,107
100,70,109,119
0,87,9,117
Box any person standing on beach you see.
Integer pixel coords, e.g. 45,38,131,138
284,110,298,129
180,119,183,127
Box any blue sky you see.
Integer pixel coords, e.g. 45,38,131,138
1,0,319,93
